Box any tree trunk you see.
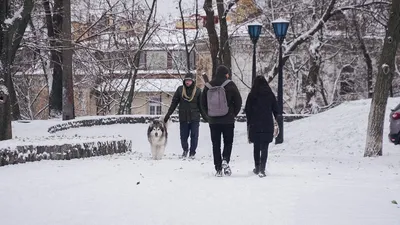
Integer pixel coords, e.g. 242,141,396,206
178,0,191,71
216,0,232,72
0,0,11,140
0,80,12,140
203,0,219,79
117,0,157,114
365,0,400,157
45,0,64,118
61,0,75,120
305,38,321,114
6,0,32,121
352,10,373,98
319,77,329,106
9,81,20,120
0,0,34,140
124,52,140,115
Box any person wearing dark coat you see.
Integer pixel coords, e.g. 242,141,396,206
201,65,242,177
164,72,208,159
244,75,279,177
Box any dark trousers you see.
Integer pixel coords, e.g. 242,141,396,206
253,140,270,172
180,121,200,154
209,124,234,171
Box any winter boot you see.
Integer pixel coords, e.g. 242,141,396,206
222,160,232,176
259,163,266,177
253,166,260,175
215,170,223,177
181,150,188,159
189,151,196,159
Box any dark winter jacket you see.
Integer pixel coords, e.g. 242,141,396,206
201,67,242,124
245,86,278,143
164,74,208,123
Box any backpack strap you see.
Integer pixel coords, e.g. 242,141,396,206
204,83,213,89
221,79,231,87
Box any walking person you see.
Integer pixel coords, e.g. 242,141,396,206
245,75,279,177
201,65,242,177
164,72,208,159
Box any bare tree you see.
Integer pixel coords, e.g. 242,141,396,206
0,0,34,140
264,0,390,83
178,0,200,72
202,0,238,78
203,0,219,78
118,0,158,114
351,10,374,98
365,0,399,157
62,0,75,120
216,0,232,71
43,0,64,118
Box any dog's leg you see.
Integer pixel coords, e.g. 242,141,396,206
155,146,163,160
151,145,157,160
158,145,165,160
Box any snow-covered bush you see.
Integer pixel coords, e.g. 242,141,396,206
0,137,132,166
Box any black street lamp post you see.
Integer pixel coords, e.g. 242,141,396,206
272,18,289,144
248,23,262,85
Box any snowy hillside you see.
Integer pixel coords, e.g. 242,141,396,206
0,98,399,225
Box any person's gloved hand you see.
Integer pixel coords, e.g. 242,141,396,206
163,115,170,123
273,119,279,138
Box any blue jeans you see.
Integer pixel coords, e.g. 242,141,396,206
180,121,200,154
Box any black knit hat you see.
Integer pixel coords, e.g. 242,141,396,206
216,65,230,78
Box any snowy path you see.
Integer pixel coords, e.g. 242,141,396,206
1,99,400,225
0,151,398,225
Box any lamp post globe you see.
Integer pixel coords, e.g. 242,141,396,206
272,18,289,44
248,22,262,85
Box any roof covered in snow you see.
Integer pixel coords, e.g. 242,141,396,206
99,78,183,93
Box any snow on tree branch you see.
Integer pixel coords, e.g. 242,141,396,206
3,6,23,26
0,79,9,96
267,0,389,82
222,0,239,19
268,0,337,81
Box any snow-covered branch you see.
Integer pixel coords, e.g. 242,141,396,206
3,6,23,26
268,0,337,82
267,0,388,82
330,58,357,104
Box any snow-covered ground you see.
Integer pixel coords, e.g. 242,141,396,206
1,98,400,225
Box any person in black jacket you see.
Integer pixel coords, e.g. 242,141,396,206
201,65,242,177
164,73,208,159
245,75,279,177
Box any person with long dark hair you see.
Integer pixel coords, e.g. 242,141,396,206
244,75,279,177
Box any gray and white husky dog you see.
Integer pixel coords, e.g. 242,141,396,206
147,117,168,160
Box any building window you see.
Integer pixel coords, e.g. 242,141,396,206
190,50,196,70
171,50,186,70
149,94,162,115
167,50,196,71
139,51,147,69
167,51,173,69
146,51,167,70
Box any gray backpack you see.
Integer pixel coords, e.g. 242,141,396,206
204,80,231,117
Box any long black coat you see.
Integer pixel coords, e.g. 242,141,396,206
244,90,278,143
